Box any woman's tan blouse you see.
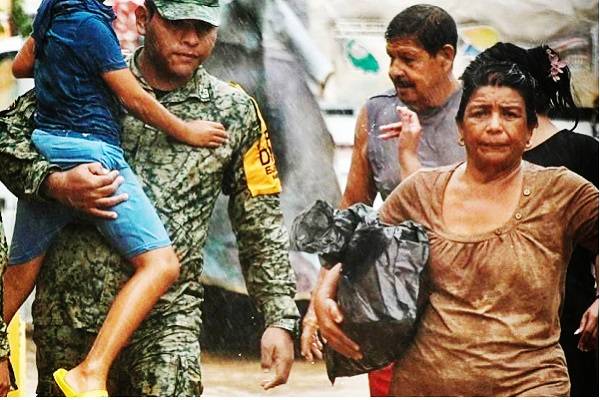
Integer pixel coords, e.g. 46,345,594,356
379,162,598,396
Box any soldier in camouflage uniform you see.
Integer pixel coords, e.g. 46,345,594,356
0,0,299,396
0,225,9,396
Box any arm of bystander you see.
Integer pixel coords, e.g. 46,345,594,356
378,106,423,180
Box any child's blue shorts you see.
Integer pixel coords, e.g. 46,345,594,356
8,129,172,265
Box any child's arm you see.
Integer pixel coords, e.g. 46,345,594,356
102,68,228,148
12,36,36,78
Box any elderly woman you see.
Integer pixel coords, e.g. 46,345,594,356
314,61,598,396
475,43,599,396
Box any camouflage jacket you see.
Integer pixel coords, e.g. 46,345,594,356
0,47,299,342
0,222,8,359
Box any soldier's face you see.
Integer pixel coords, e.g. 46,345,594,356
137,6,217,82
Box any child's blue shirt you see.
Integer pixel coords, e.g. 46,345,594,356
32,0,127,146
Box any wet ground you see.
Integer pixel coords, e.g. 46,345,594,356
201,353,368,396
22,334,369,396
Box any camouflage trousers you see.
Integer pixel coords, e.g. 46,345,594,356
33,324,203,396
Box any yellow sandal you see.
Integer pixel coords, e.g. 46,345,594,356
53,369,108,397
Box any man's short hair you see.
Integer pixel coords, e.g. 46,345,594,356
385,4,457,56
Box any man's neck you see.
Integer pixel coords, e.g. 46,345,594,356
138,49,192,92
416,77,460,114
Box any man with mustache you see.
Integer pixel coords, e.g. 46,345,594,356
300,4,464,396
0,0,298,395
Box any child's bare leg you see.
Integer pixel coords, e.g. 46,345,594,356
62,246,180,392
3,255,45,323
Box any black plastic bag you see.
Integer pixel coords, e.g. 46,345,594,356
290,200,429,382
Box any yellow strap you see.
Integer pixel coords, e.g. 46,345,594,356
228,82,282,196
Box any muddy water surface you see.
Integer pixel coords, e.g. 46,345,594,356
23,336,368,396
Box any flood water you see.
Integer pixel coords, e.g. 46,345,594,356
201,353,368,396
22,334,369,396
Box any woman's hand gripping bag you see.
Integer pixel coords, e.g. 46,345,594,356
290,200,429,382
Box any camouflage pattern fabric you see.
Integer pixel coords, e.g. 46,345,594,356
0,92,54,201
34,325,203,396
33,325,95,397
0,47,299,394
154,0,221,26
0,218,8,360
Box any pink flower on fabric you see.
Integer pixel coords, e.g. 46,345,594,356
547,49,567,82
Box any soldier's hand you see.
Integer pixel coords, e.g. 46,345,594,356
42,162,127,219
181,120,229,148
0,358,10,397
260,327,294,390
300,305,323,362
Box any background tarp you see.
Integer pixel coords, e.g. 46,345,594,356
202,0,341,299
308,0,598,109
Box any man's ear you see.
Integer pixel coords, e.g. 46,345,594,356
135,5,150,36
436,44,456,73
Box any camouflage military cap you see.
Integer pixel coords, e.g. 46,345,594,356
153,0,221,26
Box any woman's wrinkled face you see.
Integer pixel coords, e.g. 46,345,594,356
458,85,533,172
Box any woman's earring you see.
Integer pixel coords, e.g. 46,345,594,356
458,137,465,146
525,140,532,149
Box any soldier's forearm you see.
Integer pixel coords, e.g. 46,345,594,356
262,297,300,336
0,90,53,200
231,194,300,334
0,154,53,201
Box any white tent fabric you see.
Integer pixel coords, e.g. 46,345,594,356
321,0,597,42
308,0,598,108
